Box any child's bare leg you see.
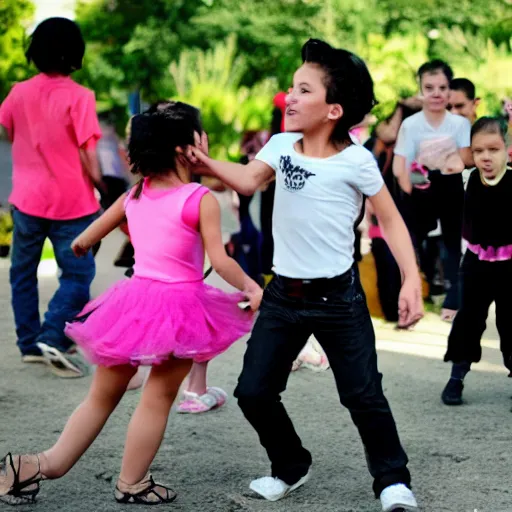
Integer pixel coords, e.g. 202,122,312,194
119,358,192,485
177,361,227,413
40,365,137,479
185,361,208,395
0,364,137,493
127,366,150,391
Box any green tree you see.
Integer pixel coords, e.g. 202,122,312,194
188,0,320,88
170,36,275,160
0,0,34,101
75,0,206,105
73,0,512,120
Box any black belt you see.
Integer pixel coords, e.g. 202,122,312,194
277,275,340,286
275,270,351,298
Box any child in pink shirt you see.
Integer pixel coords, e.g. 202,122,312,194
0,17,102,377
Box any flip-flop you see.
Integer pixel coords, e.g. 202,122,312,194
36,343,90,379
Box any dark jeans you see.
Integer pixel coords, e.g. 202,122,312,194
371,237,401,322
10,209,97,355
445,251,512,372
410,172,464,310
234,267,411,497
260,181,275,274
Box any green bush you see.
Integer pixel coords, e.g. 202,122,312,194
170,36,275,160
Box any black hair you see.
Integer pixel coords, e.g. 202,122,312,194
270,107,283,136
450,78,476,100
398,101,422,123
471,116,508,143
129,102,202,179
417,59,453,84
301,38,376,143
25,17,85,75
145,100,175,114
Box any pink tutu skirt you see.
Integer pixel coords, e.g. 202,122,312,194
65,277,254,367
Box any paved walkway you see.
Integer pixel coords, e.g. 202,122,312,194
0,229,510,511
0,147,509,510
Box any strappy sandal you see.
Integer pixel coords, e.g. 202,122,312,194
115,473,177,505
0,453,42,505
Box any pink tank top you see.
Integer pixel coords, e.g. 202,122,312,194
125,180,209,283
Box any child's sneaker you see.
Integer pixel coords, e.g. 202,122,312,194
380,483,418,511
441,378,464,406
176,387,227,414
249,470,311,502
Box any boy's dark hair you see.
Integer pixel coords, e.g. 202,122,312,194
471,116,508,143
146,100,175,114
270,107,283,136
417,59,453,84
25,17,85,75
450,78,476,100
301,38,376,143
129,102,202,178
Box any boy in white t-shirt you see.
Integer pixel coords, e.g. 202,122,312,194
189,39,423,511
393,60,472,321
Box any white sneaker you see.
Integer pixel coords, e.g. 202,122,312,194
249,470,311,501
380,483,419,512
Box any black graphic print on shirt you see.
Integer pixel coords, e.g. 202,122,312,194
279,155,315,192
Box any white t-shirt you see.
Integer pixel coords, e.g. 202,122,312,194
394,111,471,168
256,133,384,279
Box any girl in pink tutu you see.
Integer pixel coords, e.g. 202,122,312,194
0,103,262,506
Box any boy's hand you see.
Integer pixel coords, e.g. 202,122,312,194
194,131,209,156
186,131,210,168
397,276,424,329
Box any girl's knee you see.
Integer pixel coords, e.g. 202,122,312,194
89,366,137,404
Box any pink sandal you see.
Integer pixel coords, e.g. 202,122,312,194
176,387,227,414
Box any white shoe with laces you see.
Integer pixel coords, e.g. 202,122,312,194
380,483,419,511
249,470,311,502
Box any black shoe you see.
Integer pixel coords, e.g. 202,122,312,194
441,378,464,405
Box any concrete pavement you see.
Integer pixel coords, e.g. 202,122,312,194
0,229,510,511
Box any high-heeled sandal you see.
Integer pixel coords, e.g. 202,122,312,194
0,453,42,505
115,473,177,505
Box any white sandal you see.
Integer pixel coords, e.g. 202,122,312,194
176,387,227,414
37,342,90,378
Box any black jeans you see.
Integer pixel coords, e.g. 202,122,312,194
445,250,512,372
410,172,464,310
372,238,401,322
234,266,411,497
259,181,275,275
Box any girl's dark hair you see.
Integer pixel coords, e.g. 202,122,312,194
417,59,453,85
301,38,377,143
128,102,202,179
471,116,508,143
25,17,85,75
400,102,422,122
